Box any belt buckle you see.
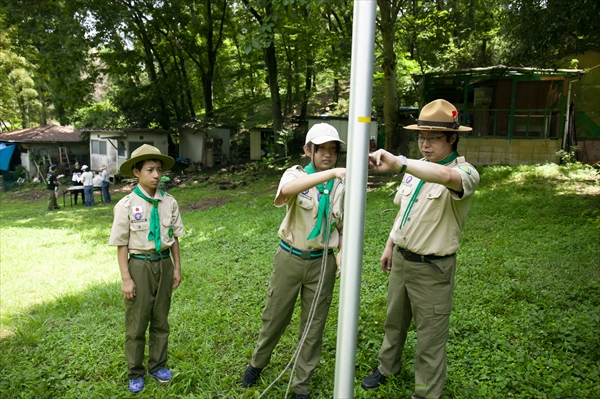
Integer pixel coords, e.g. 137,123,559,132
301,249,312,260
149,253,160,261
403,250,412,261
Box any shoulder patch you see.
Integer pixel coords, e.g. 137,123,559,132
457,165,472,175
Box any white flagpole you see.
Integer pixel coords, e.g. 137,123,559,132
334,0,377,397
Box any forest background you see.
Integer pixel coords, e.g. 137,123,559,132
1,0,599,156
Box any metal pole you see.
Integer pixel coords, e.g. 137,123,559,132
334,1,376,398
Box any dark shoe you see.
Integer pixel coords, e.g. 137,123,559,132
150,368,173,383
128,377,145,393
241,364,262,387
294,394,310,399
361,368,387,389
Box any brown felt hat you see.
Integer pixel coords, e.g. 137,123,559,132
405,99,472,132
119,144,175,176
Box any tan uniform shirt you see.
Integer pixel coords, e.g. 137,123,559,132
390,156,479,256
276,165,344,250
108,186,185,254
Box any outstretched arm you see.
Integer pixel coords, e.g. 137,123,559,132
275,168,346,206
368,149,463,192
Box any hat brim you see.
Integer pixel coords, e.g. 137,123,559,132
119,154,175,176
309,137,346,146
405,123,472,132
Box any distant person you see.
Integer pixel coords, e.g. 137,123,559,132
241,124,346,399
71,162,85,205
108,144,185,394
361,99,480,399
46,164,60,210
93,171,103,187
81,165,94,207
100,163,112,203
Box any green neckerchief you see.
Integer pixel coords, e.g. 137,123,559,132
304,162,335,241
134,185,165,253
398,151,459,230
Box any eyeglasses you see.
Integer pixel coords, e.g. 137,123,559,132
417,135,446,144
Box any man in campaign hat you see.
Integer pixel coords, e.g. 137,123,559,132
362,99,480,399
108,144,184,393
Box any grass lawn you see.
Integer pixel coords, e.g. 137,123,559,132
1,162,599,399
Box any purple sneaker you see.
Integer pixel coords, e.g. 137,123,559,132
128,377,145,393
150,368,173,383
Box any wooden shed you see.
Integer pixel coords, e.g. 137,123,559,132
416,66,584,165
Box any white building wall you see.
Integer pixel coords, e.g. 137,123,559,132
179,128,205,163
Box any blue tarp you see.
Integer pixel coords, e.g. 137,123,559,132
0,143,16,171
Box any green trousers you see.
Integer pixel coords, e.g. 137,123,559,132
124,257,174,379
251,248,337,395
47,190,58,210
377,246,456,399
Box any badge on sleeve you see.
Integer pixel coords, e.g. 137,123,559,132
457,165,472,175
168,227,174,238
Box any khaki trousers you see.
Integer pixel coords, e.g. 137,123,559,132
378,246,456,399
47,190,58,210
251,248,336,395
124,257,174,379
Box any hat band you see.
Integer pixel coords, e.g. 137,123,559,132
417,120,460,130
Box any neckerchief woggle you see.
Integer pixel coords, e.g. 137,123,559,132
398,151,459,230
134,185,165,253
304,162,334,241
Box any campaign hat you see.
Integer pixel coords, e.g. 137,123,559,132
119,144,175,176
405,99,472,132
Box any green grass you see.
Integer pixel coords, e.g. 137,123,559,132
1,163,599,398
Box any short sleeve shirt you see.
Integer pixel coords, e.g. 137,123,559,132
108,186,185,253
275,165,344,250
82,171,94,186
390,156,479,256
46,172,58,190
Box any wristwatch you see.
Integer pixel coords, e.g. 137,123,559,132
399,155,408,173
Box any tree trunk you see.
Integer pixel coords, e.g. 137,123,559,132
38,88,47,126
378,0,406,154
300,55,313,120
265,42,283,136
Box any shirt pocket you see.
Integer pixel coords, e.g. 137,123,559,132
419,185,446,222
394,183,414,206
129,221,150,250
296,194,314,210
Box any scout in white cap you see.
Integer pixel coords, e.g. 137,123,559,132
108,144,184,393
362,99,480,398
242,123,346,399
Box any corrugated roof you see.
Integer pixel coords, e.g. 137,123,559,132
79,127,171,134
0,125,82,143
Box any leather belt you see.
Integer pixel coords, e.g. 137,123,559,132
130,249,171,261
280,240,333,260
397,246,453,263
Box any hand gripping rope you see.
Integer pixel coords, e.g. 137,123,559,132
258,178,344,399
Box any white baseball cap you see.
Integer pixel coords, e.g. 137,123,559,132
81,165,89,170
305,123,346,145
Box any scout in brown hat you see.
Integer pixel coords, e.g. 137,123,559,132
108,144,184,393
362,99,480,399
